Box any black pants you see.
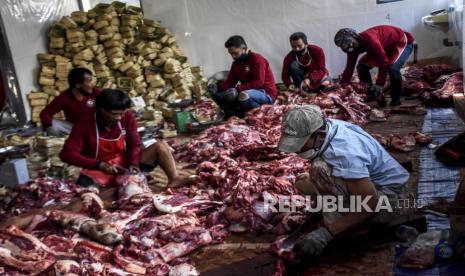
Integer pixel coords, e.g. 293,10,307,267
356,43,414,101
211,90,244,118
357,63,403,101
289,60,307,87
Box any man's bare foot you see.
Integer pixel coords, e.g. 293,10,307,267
167,175,200,188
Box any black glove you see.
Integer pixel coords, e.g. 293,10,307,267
369,84,386,107
294,227,333,258
224,87,239,102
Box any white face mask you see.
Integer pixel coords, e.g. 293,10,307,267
298,148,320,160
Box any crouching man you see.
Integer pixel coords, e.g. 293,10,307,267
282,32,332,92
60,89,198,188
40,68,101,136
277,105,409,258
208,35,277,118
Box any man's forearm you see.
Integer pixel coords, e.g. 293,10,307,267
327,177,379,236
326,211,375,236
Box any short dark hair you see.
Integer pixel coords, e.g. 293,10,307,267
96,89,131,111
68,67,92,88
225,35,247,49
290,32,307,44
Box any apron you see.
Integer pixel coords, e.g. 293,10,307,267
360,33,408,68
81,120,127,187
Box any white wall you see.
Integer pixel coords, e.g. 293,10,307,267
0,0,79,120
142,0,457,81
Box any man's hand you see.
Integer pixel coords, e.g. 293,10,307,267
99,162,127,175
369,84,384,95
128,165,141,174
45,126,62,137
369,85,386,107
301,79,311,88
294,227,333,258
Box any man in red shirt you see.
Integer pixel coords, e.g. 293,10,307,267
335,25,414,106
40,68,101,136
281,32,331,92
208,35,277,118
60,89,197,188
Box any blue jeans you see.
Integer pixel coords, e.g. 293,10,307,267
357,43,413,100
211,89,244,118
238,89,274,111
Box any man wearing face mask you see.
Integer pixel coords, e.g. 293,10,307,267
334,26,414,107
40,68,101,136
281,32,331,92
209,35,277,118
278,105,409,258
60,89,199,188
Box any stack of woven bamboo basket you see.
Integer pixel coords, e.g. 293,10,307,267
29,1,208,126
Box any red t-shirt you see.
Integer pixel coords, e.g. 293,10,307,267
218,51,277,99
40,87,101,127
60,111,141,169
341,25,414,86
281,44,329,88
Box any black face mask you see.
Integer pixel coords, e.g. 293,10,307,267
234,52,249,62
293,48,306,55
78,87,92,96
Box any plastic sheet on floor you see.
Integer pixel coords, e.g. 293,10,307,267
417,108,465,230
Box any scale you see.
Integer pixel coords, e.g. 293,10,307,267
0,144,30,187
167,99,223,134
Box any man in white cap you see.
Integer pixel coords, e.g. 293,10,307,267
278,104,409,258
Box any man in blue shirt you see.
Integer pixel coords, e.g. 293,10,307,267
278,104,409,258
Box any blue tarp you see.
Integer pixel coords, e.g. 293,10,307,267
394,108,465,275
417,108,465,230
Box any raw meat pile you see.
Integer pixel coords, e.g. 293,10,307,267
0,178,97,221
372,132,432,152
277,83,372,125
401,64,462,107
187,99,220,121
421,71,463,107
172,105,309,233
0,173,224,274
0,63,455,273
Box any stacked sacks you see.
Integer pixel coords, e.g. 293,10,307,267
31,1,208,124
